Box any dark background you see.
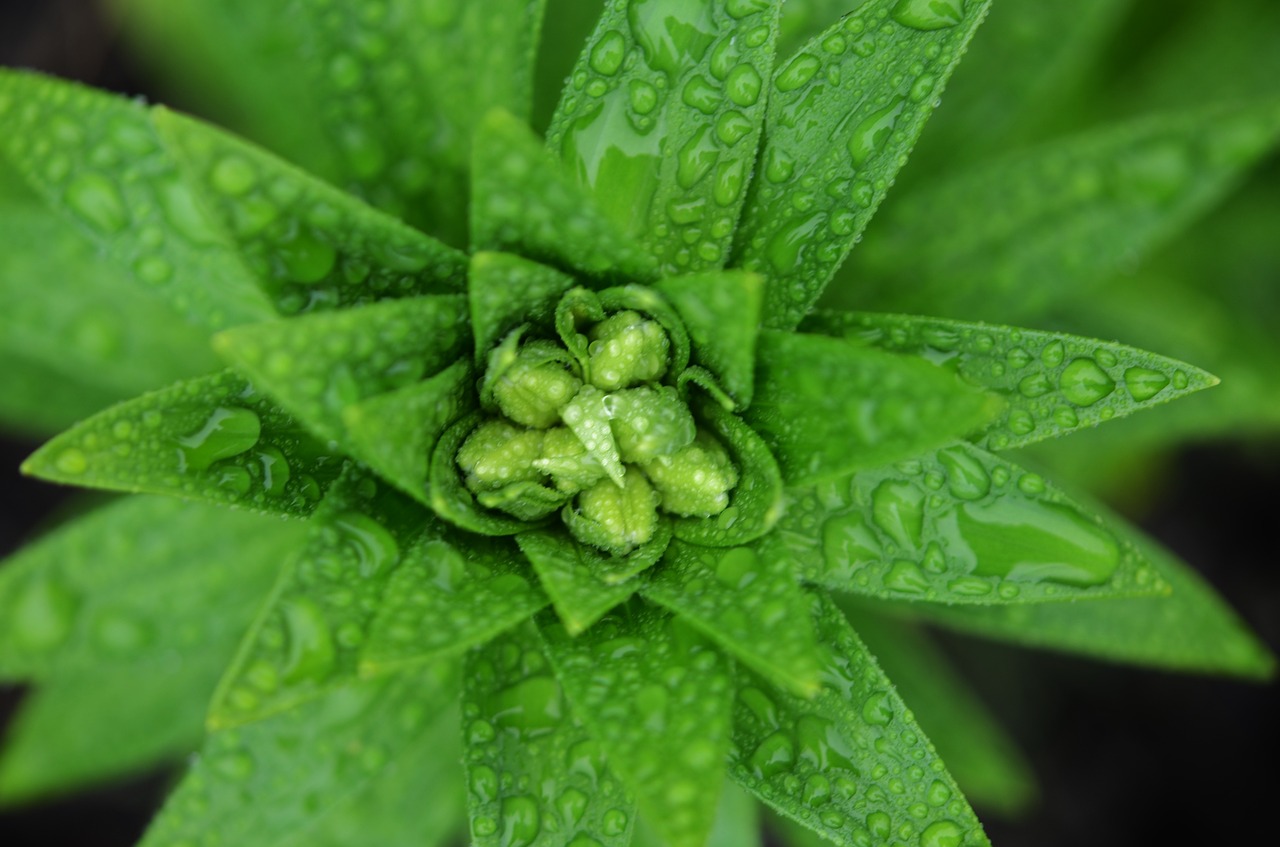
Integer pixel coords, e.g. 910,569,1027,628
1,2,1277,846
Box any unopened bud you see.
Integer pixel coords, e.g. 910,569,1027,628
642,432,738,517
587,310,670,391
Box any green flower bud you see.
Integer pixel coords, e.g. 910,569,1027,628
642,432,739,517
607,385,696,464
533,426,607,493
565,467,660,556
456,420,544,491
476,480,568,521
587,310,670,391
491,341,582,428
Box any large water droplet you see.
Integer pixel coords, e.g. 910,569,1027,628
176,407,262,471
776,53,821,93
500,795,541,847
589,30,627,76
65,173,128,233
1059,358,1115,407
960,499,1120,587
919,819,964,847
627,0,716,77
1124,366,1170,402
749,730,795,778
333,511,400,578
725,62,762,107
871,480,925,548
936,446,989,501
281,597,337,683
891,0,965,30
848,98,906,167
494,676,563,735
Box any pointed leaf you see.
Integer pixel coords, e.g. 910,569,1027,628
21,371,344,517
214,295,470,447
778,441,1173,604
0,194,219,410
154,106,466,316
470,252,576,364
656,271,763,407
360,534,548,676
0,69,273,328
732,0,992,330
846,607,1037,816
0,496,301,682
471,110,658,281
880,524,1277,679
643,540,821,697
517,524,671,635
0,654,225,805
463,623,637,847
547,0,783,275
729,591,990,847
139,669,459,847
744,331,1000,485
858,101,1280,322
542,605,734,847
807,310,1220,450
208,470,430,727
342,360,475,506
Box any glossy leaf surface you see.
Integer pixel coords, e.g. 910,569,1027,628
656,270,762,407
470,252,576,364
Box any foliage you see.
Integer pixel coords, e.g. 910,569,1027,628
1,1,1276,846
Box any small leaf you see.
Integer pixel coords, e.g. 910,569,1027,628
517,524,671,635
21,371,344,517
470,252,576,364
548,0,783,276
542,604,734,847
214,295,469,447
463,623,636,847
729,591,990,847
0,654,228,805
846,607,1037,816
360,534,548,676
655,270,763,407
806,310,1220,450
342,360,476,506
732,0,992,330
744,331,1000,485
856,100,1280,322
471,110,658,281
0,69,274,328
155,106,466,315
879,524,1277,680
643,539,821,697
208,470,431,727
778,441,1172,605
139,668,459,847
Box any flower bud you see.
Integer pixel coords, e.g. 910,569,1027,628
491,341,582,428
606,385,696,464
587,310,670,391
456,420,544,491
565,467,660,556
642,432,739,517
533,426,607,493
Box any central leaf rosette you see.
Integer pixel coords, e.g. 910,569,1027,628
457,288,739,556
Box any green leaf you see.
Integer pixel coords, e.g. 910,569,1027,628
542,604,734,847
517,524,671,635
655,270,762,407
342,360,475,506
463,623,636,847
731,0,992,330
673,398,784,547
470,252,576,364
0,194,219,409
643,539,821,697
214,295,469,447
806,311,1220,450
0,351,132,437
729,591,990,847
0,653,225,805
154,106,466,316
21,371,344,517
844,607,1037,816
0,496,301,682
855,101,1280,322
636,781,763,847
777,1,873,60
744,331,1000,485
139,668,460,847
209,470,429,727
877,524,1276,680
0,69,274,329
778,441,1172,604
360,534,548,676
547,0,782,275
471,110,658,281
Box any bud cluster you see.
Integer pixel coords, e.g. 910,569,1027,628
456,298,738,556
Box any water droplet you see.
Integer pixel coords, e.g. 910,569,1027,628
628,79,659,115
627,0,716,77
589,30,627,76
176,407,261,471
892,0,965,30
134,255,174,285
332,511,400,577
872,480,925,548
715,110,754,146
776,53,821,93
1124,366,1170,401
750,730,795,778
65,173,127,233
936,446,989,501
713,158,747,207
602,808,629,837
681,75,720,115
919,820,963,847
9,577,79,651
280,597,336,684
211,156,256,196
557,787,589,827
1017,373,1052,398
279,231,338,284
884,560,928,594
862,691,894,726
1059,358,1115,407
500,795,541,847
848,98,906,167
714,547,760,589
961,499,1119,587
725,62,762,107
676,125,719,188
1041,340,1065,368
493,676,563,735
53,447,88,476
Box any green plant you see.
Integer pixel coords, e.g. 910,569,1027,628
0,1,1276,846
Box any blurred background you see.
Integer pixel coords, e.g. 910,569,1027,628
1,1,1277,845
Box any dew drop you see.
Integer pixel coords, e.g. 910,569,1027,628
919,819,964,847
53,447,88,476
211,156,256,196
776,53,821,93
848,98,906,167
960,499,1119,587
1124,366,1170,401
871,480,925,548
1059,358,1115,407
176,407,261,471
280,597,337,684
65,173,128,233
500,795,541,847
332,511,400,578
892,0,965,30
725,62,762,107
